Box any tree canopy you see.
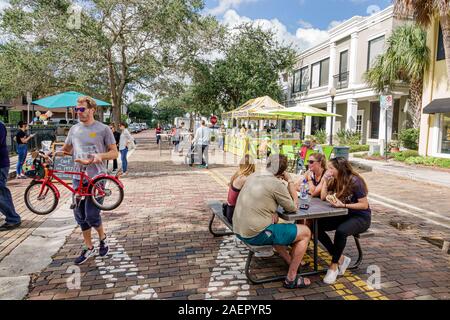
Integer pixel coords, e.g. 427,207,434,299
187,24,296,114
0,0,223,124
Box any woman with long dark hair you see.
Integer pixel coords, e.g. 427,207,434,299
320,157,371,284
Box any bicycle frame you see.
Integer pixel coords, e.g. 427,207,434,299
33,167,124,200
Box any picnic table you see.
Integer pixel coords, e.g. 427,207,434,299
208,197,366,284
278,197,349,277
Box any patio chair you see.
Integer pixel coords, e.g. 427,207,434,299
322,145,334,160
281,144,297,172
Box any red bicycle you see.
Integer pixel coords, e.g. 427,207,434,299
24,151,124,215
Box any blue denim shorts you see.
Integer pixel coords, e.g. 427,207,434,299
238,223,298,246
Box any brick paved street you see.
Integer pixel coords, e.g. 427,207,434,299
1,130,449,300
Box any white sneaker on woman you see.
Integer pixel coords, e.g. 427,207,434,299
323,268,339,284
338,256,352,275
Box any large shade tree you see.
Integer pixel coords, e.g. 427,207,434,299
0,0,222,124
365,24,430,128
395,0,450,86
188,24,296,113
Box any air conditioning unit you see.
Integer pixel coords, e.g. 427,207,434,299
369,144,380,155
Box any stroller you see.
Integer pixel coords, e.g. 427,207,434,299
185,143,199,165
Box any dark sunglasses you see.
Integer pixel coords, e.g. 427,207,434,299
74,106,87,113
308,160,317,165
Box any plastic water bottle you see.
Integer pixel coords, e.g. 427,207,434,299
299,178,310,208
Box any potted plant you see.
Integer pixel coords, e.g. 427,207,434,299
389,140,400,153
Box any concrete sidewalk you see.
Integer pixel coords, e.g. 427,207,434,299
350,156,450,188
0,138,138,300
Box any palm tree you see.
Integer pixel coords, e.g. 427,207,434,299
395,0,450,86
365,24,430,129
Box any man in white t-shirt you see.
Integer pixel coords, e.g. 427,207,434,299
190,120,210,168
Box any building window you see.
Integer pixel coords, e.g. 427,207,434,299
367,35,385,70
437,24,445,61
311,116,326,135
334,51,349,89
292,66,309,93
356,114,363,135
370,101,380,139
311,62,320,89
320,58,329,87
311,59,330,89
339,51,348,75
392,99,400,137
440,113,450,154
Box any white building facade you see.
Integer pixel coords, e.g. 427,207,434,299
282,5,411,148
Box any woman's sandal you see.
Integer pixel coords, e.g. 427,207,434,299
283,275,311,289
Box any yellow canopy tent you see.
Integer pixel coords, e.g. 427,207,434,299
222,96,300,120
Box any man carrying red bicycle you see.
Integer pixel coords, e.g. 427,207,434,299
61,96,118,265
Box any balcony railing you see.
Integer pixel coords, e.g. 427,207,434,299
333,71,349,89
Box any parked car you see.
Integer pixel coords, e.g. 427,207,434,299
128,123,138,133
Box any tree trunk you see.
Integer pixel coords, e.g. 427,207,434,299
408,78,423,129
441,14,450,88
106,51,121,128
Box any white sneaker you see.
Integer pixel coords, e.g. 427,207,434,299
323,268,339,284
255,249,275,258
252,246,274,258
338,256,352,275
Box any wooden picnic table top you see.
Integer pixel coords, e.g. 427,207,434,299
278,197,348,221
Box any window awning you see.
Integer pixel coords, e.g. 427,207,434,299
423,98,450,114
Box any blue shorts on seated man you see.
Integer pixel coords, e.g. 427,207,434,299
237,223,297,246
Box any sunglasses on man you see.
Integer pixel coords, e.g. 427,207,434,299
74,106,89,113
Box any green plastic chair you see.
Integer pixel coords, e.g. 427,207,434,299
282,145,295,158
282,145,296,172
304,149,315,163
322,146,334,160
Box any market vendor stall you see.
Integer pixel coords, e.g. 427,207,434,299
223,98,341,158
222,96,301,157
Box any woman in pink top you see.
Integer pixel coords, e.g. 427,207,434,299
225,155,255,223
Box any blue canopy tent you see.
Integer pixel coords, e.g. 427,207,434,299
32,91,111,123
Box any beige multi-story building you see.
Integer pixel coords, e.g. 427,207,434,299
419,16,450,158
282,5,411,148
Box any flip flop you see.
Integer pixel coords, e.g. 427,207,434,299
283,275,311,289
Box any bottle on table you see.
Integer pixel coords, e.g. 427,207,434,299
299,178,310,209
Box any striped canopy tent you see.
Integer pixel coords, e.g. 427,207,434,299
223,96,299,120
261,104,341,118
261,104,341,140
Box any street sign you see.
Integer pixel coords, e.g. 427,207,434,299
210,115,218,125
26,92,32,104
380,95,393,110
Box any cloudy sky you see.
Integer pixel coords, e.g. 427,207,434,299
204,0,392,50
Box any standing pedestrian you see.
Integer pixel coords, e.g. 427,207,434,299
0,121,21,231
108,123,121,173
191,120,210,169
15,121,35,179
218,124,226,151
61,96,118,265
155,123,162,145
118,122,134,176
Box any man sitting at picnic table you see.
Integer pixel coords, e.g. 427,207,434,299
233,154,312,289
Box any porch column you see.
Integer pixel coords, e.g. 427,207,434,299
349,33,359,87
379,105,394,155
305,116,312,137
346,98,358,131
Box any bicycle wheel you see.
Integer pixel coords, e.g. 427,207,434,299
89,177,124,211
24,181,59,215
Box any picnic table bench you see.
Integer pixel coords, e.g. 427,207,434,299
207,198,374,284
